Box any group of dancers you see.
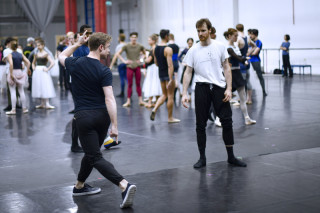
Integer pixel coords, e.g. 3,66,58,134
0,18,294,209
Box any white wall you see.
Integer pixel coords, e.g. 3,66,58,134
110,0,320,74
238,0,320,74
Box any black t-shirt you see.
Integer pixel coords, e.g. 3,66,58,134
23,46,34,60
57,44,67,52
65,57,112,112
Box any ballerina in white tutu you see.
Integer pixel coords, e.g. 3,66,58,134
142,34,162,108
32,39,56,109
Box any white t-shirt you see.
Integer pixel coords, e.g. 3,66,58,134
3,48,23,74
183,39,229,88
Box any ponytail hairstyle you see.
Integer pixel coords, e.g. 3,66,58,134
150,33,159,43
223,28,237,40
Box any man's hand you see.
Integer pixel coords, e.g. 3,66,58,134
167,79,174,90
125,59,133,65
181,94,190,108
223,88,232,102
109,124,118,143
76,30,90,46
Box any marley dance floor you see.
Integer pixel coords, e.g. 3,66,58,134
0,74,319,212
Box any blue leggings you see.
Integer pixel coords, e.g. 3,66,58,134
118,63,127,92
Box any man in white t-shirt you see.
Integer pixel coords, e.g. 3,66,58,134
2,37,23,111
182,18,247,168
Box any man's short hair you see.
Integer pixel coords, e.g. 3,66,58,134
130,32,138,37
247,29,253,34
210,26,216,34
187,38,194,43
159,29,170,39
80,24,92,33
195,18,212,30
169,33,174,40
251,29,259,36
236,24,244,32
285,34,290,41
5,37,14,46
88,32,112,51
119,33,126,42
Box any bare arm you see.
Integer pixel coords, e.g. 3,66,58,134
181,66,193,108
7,54,13,80
237,36,245,49
165,47,174,80
222,59,232,102
103,86,118,141
251,47,260,56
45,53,55,71
32,54,36,70
116,49,128,65
109,53,118,69
59,30,89,67
22,54,30,70
144,55,153,64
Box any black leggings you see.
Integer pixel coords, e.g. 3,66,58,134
195,83,234,157
282,55,293,76
74,109,124,185
251,61,266,93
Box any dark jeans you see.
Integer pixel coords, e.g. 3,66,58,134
118,63,127,92
282,55,293,77
75,109,124,185
195,83,234,158
251,61,266,92
59,62,69,90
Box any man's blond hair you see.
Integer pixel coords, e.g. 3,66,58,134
88,32,112,51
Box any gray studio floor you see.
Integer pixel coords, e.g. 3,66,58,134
0,73,319,213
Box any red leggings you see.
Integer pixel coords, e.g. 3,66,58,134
127,67,142,98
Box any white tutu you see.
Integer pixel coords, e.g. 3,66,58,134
50,59,59,77
32,66,56,98
0,65,6,89
143,64,162,98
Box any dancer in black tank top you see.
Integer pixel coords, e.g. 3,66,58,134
150,29,180,123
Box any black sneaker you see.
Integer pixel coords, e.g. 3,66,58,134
71,146,84,153
3,106,12,112
193,159,206,168
120,183,137,209
228,157,247,167
73,183,101,196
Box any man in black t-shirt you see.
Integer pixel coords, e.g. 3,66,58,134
59,32,136,209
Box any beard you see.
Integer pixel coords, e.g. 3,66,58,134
199,34,209,41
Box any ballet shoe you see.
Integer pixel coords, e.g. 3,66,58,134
150,111,156,121
246,101,252,105
6,110,16,115
168,118,180,123
122,102,131,107
36,105,45,109
245,117,256,125
139,102,146,106
46,105,55,109
23,108,29,114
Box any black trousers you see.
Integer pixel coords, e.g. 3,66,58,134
282,55,293,77
74,109,124,185
251,61,266,93
195,83,234,158
59,62,69,90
